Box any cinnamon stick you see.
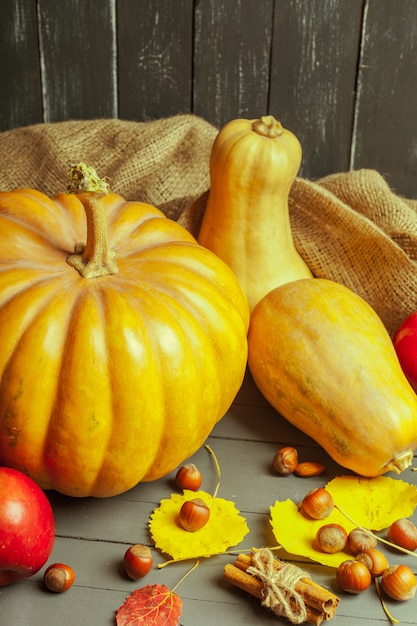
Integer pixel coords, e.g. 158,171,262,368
236,553,339,617
224,552,339,624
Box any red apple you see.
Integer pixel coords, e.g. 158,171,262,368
0,467,55,586
393,312,417,392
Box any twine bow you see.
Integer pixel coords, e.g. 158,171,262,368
247,548,308,624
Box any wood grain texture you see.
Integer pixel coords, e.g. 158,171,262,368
351,0,417,198
117,0,193,120
193,0,273,127
37,0,117,122
269,0,364,180
0,0,43,129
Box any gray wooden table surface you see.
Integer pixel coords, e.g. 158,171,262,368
1,370,416,625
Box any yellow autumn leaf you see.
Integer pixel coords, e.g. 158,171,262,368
270,475,417,568
326,475,417,529
149,489,249,562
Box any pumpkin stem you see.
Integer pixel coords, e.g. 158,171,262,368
66,163,119,278
252,115,283,138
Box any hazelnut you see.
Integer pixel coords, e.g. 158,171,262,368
273,447,298,475
300,487,334,520
381,564,417,601
179,498,210,531
175,463,202,491
44,563,75,593
315,524,348,553
336,559,372,594
123,544,153,579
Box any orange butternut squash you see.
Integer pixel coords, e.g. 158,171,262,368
198,115,312,310
248,278,417,477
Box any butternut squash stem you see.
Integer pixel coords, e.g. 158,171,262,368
252,115,283,138
66,163,119,278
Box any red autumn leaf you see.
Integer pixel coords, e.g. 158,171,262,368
116,584,182,626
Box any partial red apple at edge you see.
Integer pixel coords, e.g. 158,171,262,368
0,467,55,586
393,312,417,393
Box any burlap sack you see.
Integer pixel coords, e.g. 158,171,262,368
1,114,417,335
0,115,217,220
289,173,417,335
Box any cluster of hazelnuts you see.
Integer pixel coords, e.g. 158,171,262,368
123,462,206,581
43,462,207,587
273,445,417,601
300,486,417,601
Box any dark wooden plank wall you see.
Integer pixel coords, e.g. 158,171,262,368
1,0,416,197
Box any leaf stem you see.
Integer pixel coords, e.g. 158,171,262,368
158,555,210,569
205,444,221,501
374,577,400,624
335,504,417,559
171,560,200,592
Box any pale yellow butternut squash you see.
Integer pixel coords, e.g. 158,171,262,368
198,115,312,311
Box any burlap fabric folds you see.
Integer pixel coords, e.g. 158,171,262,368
1,114,416,336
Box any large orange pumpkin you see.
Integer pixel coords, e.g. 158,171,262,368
0,164,249,497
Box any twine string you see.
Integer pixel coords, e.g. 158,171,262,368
247,548,308,624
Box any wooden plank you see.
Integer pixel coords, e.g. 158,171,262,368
0,0,43,132
37,0,117,122
212,402,317,446
269,0,364,180
117,0,193,121
2,574,410,626
193,0,273,128
351,0,417,199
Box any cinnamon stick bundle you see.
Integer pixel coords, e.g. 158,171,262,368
224,551,339,625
